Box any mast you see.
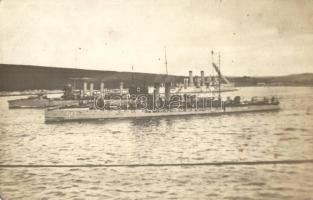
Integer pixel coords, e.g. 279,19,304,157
164,47,170,103
131,65,134,86
218,52,221,102
211,50,215,84
211,50,222,106
131,65,134,81
164,46,168,75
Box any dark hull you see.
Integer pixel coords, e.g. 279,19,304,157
45,104,279,123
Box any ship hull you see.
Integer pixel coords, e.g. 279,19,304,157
45,104,279,123
8,98,79,109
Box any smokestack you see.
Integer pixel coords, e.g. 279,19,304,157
201,71,205,86
165,82,171,102
120,82,124,95
83,81,87,96
90,83,94,96
184,78,188,89
189,70,194,86
100,82,104,94
195,76,201,88
154,83,160,102
154,83,160,96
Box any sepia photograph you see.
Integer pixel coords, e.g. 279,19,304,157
0,0,313,199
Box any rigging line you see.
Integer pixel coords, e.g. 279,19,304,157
0,159,313,168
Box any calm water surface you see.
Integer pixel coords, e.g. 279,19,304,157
0,87,313,199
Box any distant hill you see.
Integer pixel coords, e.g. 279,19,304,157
273,73,313,85
0,64,183,91
0,64,312,91
228,73,313,86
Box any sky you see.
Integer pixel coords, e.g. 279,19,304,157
0,0,313,76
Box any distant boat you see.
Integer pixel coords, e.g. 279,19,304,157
0,90,63,97
8,92,80,109
7,78,93,109
8,96,80,109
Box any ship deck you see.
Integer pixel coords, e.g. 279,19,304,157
45,104,279,123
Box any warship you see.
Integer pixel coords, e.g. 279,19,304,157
153,69,236,96
45,94,279,123
150,52,237,95
45,52,279,123
7,77,127,109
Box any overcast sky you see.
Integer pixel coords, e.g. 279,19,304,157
0,0,313,76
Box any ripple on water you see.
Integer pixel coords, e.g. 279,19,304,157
0,87,313,199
